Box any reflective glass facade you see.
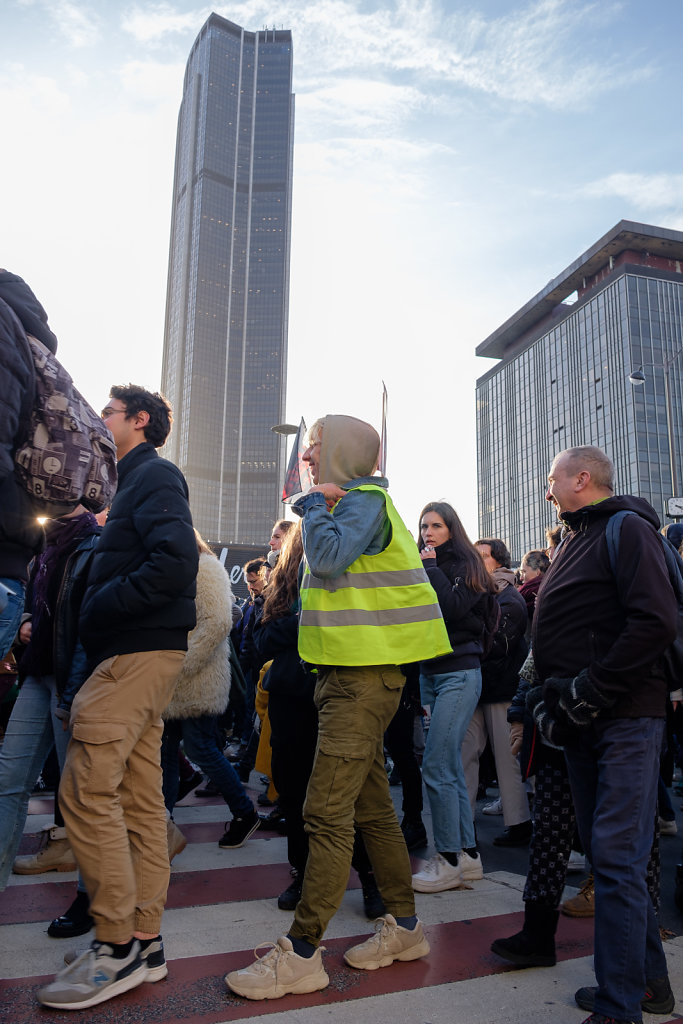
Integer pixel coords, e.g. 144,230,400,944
477,269,683,561
162,15,294,545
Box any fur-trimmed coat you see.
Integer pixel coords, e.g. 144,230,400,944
164,552,234,720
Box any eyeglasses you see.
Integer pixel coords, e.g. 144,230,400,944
101,407,127,420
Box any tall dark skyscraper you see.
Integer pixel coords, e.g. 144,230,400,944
476,221,683,559
161,13,294,546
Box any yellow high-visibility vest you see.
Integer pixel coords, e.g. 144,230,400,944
298,484,451,666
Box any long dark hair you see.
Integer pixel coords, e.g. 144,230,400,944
261,521,304,623
418,501,495,595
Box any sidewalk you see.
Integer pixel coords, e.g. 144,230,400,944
2,778,682,1024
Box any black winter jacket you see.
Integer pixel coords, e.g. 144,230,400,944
254,609,316,701
79,443,198,665
533,494,677,719
0,271,59,580
480,572,528,703
20,530,100,712
420,540,495,674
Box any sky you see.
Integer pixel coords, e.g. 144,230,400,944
3,0,683,544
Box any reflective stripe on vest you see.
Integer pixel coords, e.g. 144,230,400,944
298,484,451,666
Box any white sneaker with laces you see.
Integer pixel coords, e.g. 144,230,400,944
659,816,678,836
37,940,146,1010
482,797,503,815
412,852,463,892
458,850,484,880
343,914,429,970
225,936,329,1000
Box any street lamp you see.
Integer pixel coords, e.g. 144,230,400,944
271,423,301,508
629,348,683,502
270,423,299,437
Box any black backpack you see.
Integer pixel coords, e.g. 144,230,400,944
605,509,683,688
14,330,118,513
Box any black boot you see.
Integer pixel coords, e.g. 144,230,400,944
490,901,558,967
675,864,683,914
277,869,304,911
401,817,428,851
359,872,386,919
47,890,94,939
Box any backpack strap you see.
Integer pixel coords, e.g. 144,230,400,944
606,508,683,601
604,509,637,579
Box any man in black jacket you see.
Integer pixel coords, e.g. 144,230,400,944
38,385,198,1011
531,445,677,1024
0,270,59,658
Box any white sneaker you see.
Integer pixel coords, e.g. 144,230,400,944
482,797,503,815
412,853,463,893
458,850,483,881
225,936,329,1000
343,915,429,970
566,850,585,874
659,817,678,836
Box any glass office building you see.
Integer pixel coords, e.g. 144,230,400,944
476,221,683,560
162,14,294,546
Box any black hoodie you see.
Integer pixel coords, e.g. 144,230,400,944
533,494,677,719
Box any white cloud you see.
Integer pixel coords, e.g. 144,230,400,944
581,172,683,210
119,1,643,110
209,0,647,111
121,3,209,43
0,67,71,122
119,59,185,102
296,135,450,202
298,78,428,132
18,0,100,47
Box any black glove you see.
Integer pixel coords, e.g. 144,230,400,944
545,668,614,727
526,686,566,747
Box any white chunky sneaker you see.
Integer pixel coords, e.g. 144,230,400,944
64,936,168,983
225,936,329,1000
37,940,146,1009
343,914,429,970
482,797,503,815
412,852,463,892
458,850,484,881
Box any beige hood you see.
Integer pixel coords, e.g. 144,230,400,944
318,415,381,487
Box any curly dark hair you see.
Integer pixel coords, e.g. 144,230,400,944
109,384,173,448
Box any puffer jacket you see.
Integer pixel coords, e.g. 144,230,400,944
79,442,198,665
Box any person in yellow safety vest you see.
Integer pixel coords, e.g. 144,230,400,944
226,414,451,1001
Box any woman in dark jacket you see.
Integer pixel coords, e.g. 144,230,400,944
411,502,498,895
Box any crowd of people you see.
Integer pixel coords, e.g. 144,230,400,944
1,270,682,1024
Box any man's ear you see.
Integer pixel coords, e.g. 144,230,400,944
134,410,151,431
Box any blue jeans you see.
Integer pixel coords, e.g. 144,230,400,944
0,674,72,890
420,668,481,852
0,577,24,659
564,716,667,1023
161,715,252,818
